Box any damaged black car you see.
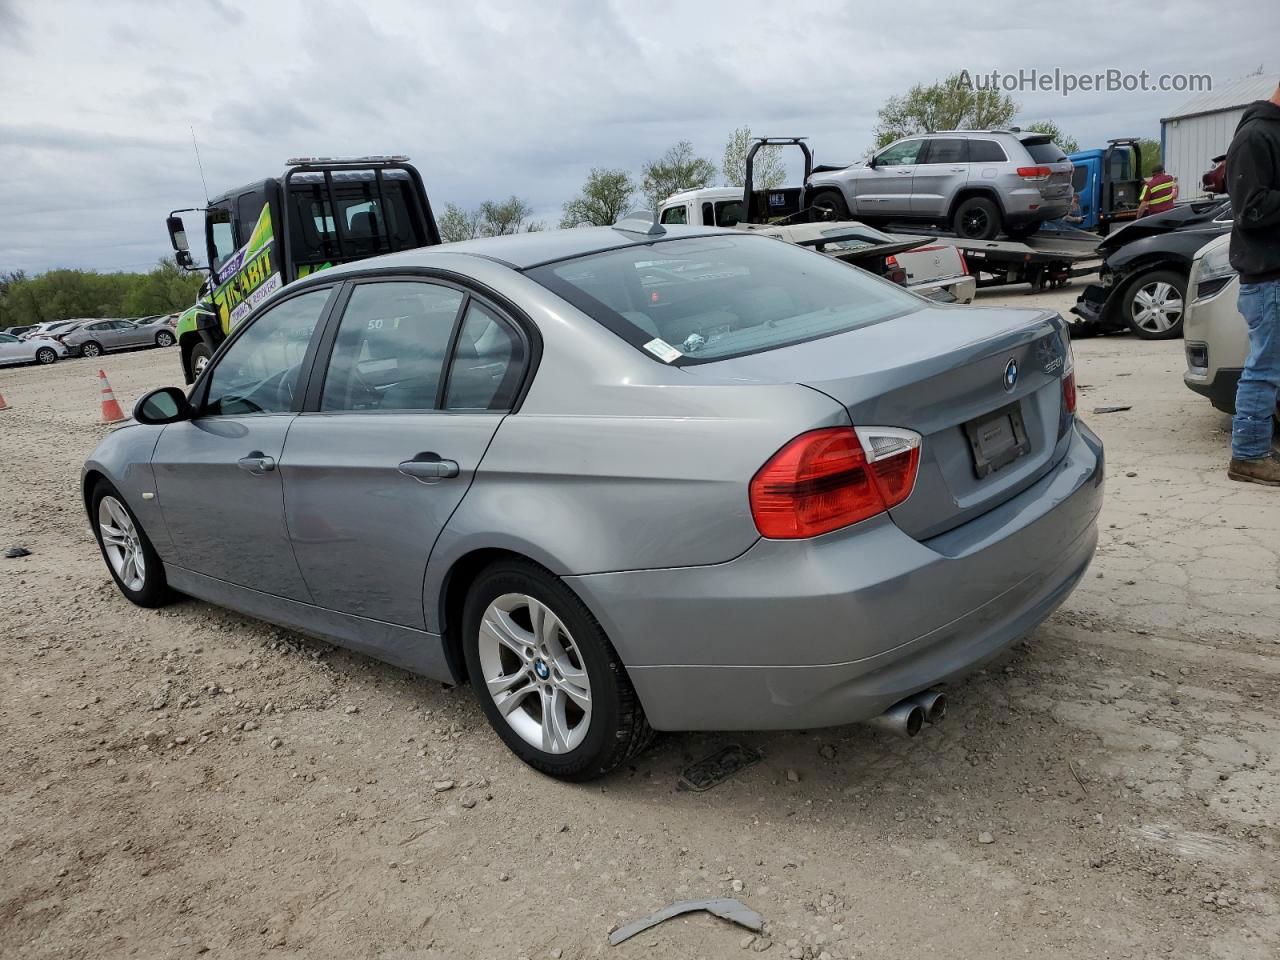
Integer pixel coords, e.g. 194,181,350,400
1070,198,1233,340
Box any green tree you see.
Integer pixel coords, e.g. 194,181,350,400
1135,138,1162,177
479,196,541,235
1024,121,1079,155
438,202,483,243
439,197,542,242
722,126,787,189
640,141,717,210
874,72,1019,148
0,260,203,329
559,168,637,227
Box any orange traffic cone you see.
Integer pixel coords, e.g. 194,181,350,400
0,389,9,411
98,369,126,424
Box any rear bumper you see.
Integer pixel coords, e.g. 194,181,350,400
912,275,977,304
569,421,1104,731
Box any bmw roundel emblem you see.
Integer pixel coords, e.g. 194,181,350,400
1003,358,1018,392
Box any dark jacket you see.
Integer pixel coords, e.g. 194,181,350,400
1226,98,1280,283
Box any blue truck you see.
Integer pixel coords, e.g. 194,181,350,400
1063,139,1145,234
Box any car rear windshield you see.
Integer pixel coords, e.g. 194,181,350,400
1023,140,1067,163
526,234,919,364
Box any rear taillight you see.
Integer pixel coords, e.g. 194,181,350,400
1016,166,1052,180
749,427,921,539
884,255,907,286
957,250,970,275
1062,338,1077,415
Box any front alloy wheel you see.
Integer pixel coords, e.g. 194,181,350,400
98,495,146,591
477,593,592,754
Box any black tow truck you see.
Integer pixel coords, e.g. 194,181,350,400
167,155,441,382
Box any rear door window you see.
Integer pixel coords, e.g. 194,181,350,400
921,139,968,164
319,281,465,412
967,140,1008,163
445,302,526,411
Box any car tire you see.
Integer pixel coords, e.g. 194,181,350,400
89,481,174,609
1122,268,1186,340
190,343,212,380
81,340,103,358
156,331,175,347
35,347,57,364
1003,222,1040,241
953,197,1001,240
461,559,654,781
809,189,850,222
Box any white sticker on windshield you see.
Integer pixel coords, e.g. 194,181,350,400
643,338,683,363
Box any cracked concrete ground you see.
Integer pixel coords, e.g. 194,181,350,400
1,279,1276,959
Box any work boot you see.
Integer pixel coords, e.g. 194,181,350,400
1227,454,1280,486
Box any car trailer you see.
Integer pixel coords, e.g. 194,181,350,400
898,223,1103,292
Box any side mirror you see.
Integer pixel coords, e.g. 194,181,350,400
166,216,190,253
133,386,193,425
867,154,879,168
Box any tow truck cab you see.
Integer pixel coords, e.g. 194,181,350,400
167,156,440,383
1064,140,1144,234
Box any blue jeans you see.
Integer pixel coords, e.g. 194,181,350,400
1232,279,1280,460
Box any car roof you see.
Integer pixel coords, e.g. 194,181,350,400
313,224,739,275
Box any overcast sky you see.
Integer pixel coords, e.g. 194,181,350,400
1,0,1276,274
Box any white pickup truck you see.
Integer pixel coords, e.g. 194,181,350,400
658,186,976,304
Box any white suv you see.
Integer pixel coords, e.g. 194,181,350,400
1183,234,1273,420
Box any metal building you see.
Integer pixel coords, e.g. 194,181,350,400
1160,74,1279,199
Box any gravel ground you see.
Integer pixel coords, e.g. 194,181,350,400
2,282,1277,959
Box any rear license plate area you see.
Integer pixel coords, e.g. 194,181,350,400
964,402,1031,478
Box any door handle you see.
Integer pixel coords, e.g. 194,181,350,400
951,167,966,172
237,451,276,474
398,453,460,481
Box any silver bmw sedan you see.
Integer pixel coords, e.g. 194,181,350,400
83,221,1103,780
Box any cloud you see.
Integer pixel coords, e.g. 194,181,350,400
1,0,1277,272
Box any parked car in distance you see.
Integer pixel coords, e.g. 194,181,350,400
84,222,1103,780
658,187,976,303
1183,234,1274,423
0,331,68,366
805,130,1074,241
21,319,90,341
2,324,39,338
62,319,162,358
130,314,179,346
1071,198,1233,340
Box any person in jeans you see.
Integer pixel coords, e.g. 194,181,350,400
1226,83,1280,485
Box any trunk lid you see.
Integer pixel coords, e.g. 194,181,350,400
685,304,1073,540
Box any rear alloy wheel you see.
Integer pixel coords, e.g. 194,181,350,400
35,347,57,364
809,189,850,221
462,560,653,780
953,197,1001,241
1124,268,1186,340
155,330,175,347
81,340,103,358
90,482,173,608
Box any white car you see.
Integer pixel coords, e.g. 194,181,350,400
0,332,68,366
1182,235,1269,419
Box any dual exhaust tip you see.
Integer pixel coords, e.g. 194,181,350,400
865,690,947,738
